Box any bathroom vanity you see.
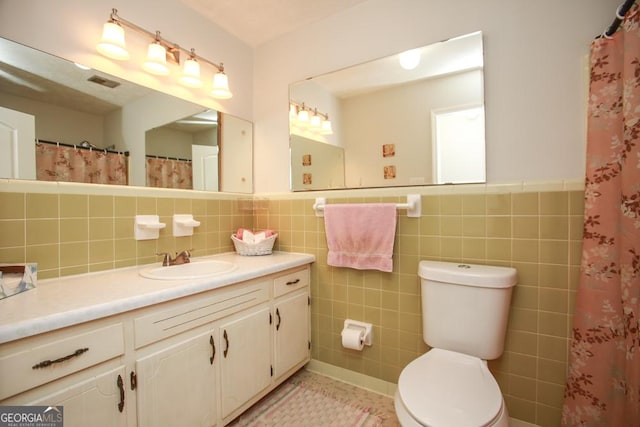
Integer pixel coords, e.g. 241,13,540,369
0,252,314,426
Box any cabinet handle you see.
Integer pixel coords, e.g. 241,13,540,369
117,374,125,413
209,335,216,364
32,347,89,369
276,308,281,331
223,330,229,358
286,278,300,286
130,371,137,391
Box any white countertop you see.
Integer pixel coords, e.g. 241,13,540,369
0,252,315,344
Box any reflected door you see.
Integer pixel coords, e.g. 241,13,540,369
432,106,486,184
0,106,36,179
192,145,219,191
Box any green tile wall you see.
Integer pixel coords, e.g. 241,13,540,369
0,186,584,427
256,190,584,427
0,191,253,278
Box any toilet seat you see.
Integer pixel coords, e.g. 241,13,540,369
397,348,504,427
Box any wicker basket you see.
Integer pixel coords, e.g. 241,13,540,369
231,233,277,256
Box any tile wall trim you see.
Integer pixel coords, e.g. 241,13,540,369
1,178,584,199
256,179,585,200
0,179,250,199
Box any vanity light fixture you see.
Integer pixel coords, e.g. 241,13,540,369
96,8,232,99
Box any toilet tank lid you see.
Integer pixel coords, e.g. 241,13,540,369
419,261,517,288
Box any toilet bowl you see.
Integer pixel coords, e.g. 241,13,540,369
395,349,508,427
395,261,517,427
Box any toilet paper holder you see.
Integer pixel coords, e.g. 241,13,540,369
342,319,373,346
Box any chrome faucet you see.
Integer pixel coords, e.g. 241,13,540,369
156,249,192,266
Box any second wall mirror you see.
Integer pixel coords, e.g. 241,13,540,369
289,31,485,191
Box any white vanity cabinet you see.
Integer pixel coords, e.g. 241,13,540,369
135,327,218,427
272,267,311,380
0,320,129,426
0,258,313,427
218,305,272,420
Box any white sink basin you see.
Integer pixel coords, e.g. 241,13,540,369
140,260,237,280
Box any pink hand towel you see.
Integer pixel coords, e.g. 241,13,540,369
324,203,397,272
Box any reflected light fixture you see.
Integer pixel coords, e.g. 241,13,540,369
399,48,421,70
309,109,322,130
289,104,298,123
143,31,170,76
320,115,333,135
297,103,310,125
96,9,232,99
290,102,332,135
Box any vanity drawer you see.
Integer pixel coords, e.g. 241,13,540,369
273,267,310,298
134,279,269,349
0,323,124,400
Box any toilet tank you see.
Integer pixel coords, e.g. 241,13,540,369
419,261,517,360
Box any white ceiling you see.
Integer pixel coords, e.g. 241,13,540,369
176,0,370,47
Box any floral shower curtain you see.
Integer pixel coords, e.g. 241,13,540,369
36,143,128,185
562,4,640,426
145,157,193,189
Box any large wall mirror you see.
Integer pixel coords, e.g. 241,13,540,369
289,31,485,191
0,37,253,193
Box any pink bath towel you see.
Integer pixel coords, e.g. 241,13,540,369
324,203,397,272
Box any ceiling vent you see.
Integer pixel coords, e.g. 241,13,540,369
87,75,121,88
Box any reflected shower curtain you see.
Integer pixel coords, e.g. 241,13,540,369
145,157,192,189
36,143,128,185
562,5,640,426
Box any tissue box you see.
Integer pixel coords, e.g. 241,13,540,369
0,264,37,300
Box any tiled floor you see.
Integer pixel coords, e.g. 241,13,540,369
286,368,401,426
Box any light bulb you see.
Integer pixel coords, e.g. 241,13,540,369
211,71,232,99
96,21,130,60
320,119,333,135
310,112,322,130
399,48,421,70
143,42,170,76
289,104,298,123
179,56,202,88
297,109,310,126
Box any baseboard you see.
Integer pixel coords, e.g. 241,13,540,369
305,359,397,397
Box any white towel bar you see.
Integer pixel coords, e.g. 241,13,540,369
313,194,421,218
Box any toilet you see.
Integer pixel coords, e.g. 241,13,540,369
394,261,517,427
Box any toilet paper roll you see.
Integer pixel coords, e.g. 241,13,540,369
341,328,365,351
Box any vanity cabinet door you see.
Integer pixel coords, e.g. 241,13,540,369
10,366,128,427
135,328,218,427
218,305,272,420
273,289,310,379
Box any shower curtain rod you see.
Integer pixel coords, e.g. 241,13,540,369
36,139,129,156
145,154,192,162
601,0,636,38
